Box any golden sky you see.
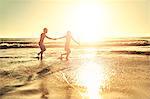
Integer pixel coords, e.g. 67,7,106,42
0,0,150,40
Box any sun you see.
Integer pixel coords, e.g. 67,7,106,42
71,1,108,43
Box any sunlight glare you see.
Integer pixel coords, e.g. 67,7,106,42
77,61,105,99
72,1,109,43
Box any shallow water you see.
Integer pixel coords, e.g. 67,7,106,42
0,47,150,99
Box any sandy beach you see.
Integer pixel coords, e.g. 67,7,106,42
1,0,150,98
0,46,150,99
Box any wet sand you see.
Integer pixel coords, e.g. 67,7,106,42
0,48,150,99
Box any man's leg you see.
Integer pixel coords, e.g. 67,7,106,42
38,51,41,56
40,51,43,60
40,45,46,60
38,44,42,56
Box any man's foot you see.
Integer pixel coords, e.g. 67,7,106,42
37,53,40,56
36,53,41,60
36,55,40,60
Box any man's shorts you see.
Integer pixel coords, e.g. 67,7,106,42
39,44,46,51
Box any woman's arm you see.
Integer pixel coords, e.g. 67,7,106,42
56,36,66,39
72,36,80,45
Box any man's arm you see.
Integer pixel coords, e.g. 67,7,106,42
46,35,56,40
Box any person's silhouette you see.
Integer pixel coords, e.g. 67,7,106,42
38,28,56,60
57,31,80,60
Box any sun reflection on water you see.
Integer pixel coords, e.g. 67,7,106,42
76,53,106,99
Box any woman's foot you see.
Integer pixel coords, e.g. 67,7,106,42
58,56,63,60
66,58,69,61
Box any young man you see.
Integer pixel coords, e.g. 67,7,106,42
38,28,56,60
57,31,80,61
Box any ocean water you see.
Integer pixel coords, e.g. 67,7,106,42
0,37,150,99
0,37,150,48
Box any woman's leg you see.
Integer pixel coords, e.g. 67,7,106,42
66,49,71,60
